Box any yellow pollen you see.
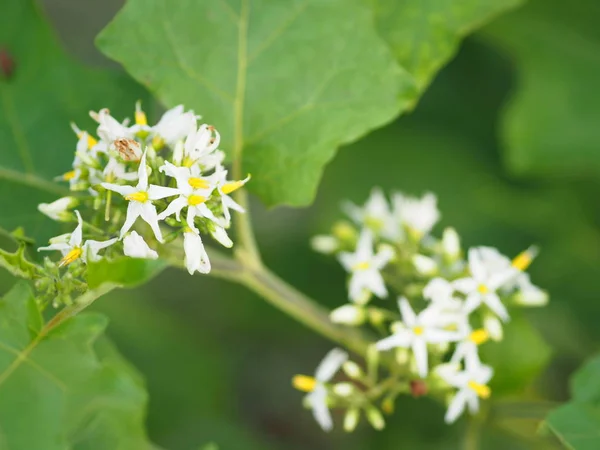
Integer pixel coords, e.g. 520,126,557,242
413,326,424,336
87,135,98,149
469,329,489,345
188,194,206,206
477,284,489,294
125,191,149,203
59,247,82,267
292,375,317,393
468,381,491,399
221,180,244,195
512,247,536,271
63,171,76,181
188,177,210,189
353,261,370,270
135,110,148,126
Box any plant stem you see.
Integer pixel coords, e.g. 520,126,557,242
463,417,482,450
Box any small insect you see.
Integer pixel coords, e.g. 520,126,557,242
0,48,15,79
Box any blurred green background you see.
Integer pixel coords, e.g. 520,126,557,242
2,0,600,448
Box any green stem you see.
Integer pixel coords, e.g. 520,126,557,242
463,417,482,450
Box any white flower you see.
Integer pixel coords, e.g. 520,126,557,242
330,304,366,325
90,157,138,185
174,123,223,169
453,247,517,321
338,229,393,303
123,231,158,259
343,188,400,240
440,362,493,424
38,197,78,221
376,298,460,378
102,152,180,242
157,161,219,233
152,105,197,146
38,211,116,265
183,229,211,274
208,164,249,227
90,108,134,142
393,192,440,237
292,348,348,432
450,328,489,370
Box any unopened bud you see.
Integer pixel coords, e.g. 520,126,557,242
412,254,437,275
342,361,364,380
381,397,395,415
333,221,357,242
344,407,360,432
38,197,78,222
113,138,141,161
311,235,339,254
483,314,503,341
366,406,385,430
514,285,548,307
395,347,410,365
333,382,354,397
442,227,460,259
330,304,366,325
367,307,386,326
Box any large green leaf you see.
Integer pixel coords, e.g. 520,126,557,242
87,257,167,290
0,282,152,449
545,354,600,450
484,0,600,178
372,0,524,95
96,0,412,207
0,0,147,242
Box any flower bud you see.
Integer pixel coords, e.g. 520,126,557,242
342,361,364,380
332,221,357,242
344,407,360,432
311,235,338,254
367,307,386,326
412,254,437,275
513,285,549,307
395,347,410,365
38,197,78,222
333,382,354,397
330,304,366,325
483,314,503,341
442,227,460,259
366,406,385,430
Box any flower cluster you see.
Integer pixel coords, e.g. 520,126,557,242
35,103,248,305
294,189,548,431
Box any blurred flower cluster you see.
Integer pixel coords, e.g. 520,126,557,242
34,103,248,306
294,189,548,431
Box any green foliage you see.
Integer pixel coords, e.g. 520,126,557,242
0,243,40,279
87,257,167,290
96,0,516,208
0,0,147,243
0,282,152,449
372,0,523,94
480,313,551,396
484,0,600,178
545,354,600,450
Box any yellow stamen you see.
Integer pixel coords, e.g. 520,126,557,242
353,261,370,270
413,326,424,336
468,381,491,399
512,246,537,271
468,329,489,345
59,247,82,267
188,194,206,206
221,180,245,195
188,177,210,189
135,110,148,126
477,284,489,294
125,191,149,203
292,375,317,393
63,171,76,181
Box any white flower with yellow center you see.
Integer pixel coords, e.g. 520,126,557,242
453,247,517,321
208,164,250,227
102,152,180,242
393,192,440,238
292,348,348,432
157,161,219,233
123,231,158,259
90,108,134,142
151,104,197,146
183,228,211,274
173,123,223,169
38,211,116,266
450,328,490,370
343,188,400,241
38,197,78,222
376,298,460,378
440,362,494,424
338,229,393,303
505,246,548,307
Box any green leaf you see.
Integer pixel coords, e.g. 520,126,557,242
571,355,600,405
479,313,551,396
0,281,153,449
484,0,600,178
372,0,524,95
0,0,147,242
96,0,411,207
87,257,167,289
546,403,600,450
0,243,40,279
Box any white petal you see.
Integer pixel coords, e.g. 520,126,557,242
445,389,468,424
347,273,366,302
69,210,84,247
119,202,142,239
338,252,357,271
375,331,412,351
355,229,374,260
425,328,460,344
183,231,211,274
372,247,394,269
38,242,71,252
137,152,149,191
467,392,479,414
123,232,158,259
102,182,137,197
398,297,417,327
365,270,388,299
139,203,163,243
463,292,482,315
83,237,117,262
147,185,181,200
483,293,509,321
309,387,333,432
412,338,428,378
158,196,187,221
195,203,220,224
211,226,233,248
453,277,477,294
315,348,348,382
